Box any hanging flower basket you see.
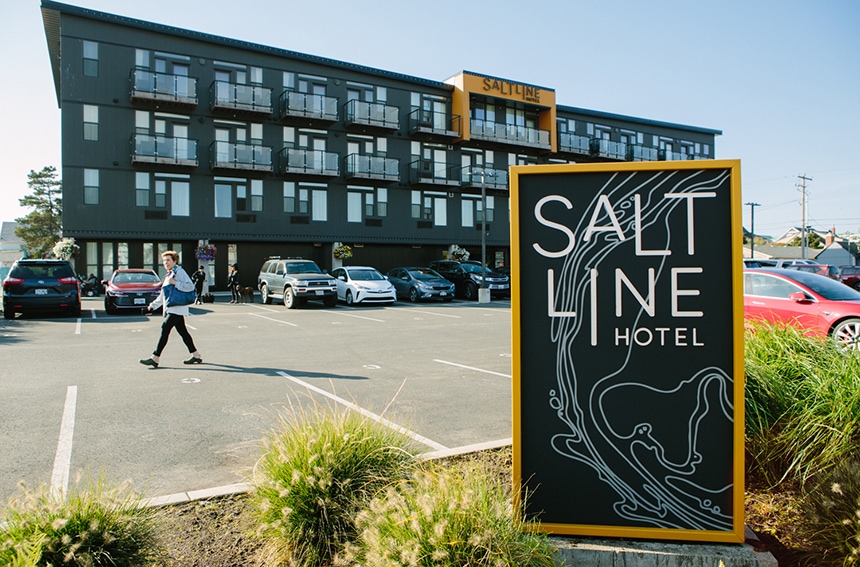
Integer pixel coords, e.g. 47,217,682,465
449,245,470,261
52,237,79,260
333,244,353,260
195,243,217,261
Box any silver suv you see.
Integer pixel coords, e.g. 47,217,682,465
257,257,337,309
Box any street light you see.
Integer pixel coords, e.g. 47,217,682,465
471,167,495,302
745,202,760,258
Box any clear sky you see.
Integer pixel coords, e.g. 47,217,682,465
2,0,858,239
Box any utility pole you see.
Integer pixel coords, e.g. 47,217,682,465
798,174,812,260
745,202,760,258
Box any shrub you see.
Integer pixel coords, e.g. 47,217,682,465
337,462,557,567
0,476,160,567
804,461,860,566
251,405,419,566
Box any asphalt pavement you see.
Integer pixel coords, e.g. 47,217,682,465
0,294,512,502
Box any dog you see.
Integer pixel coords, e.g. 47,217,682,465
237,286,255,303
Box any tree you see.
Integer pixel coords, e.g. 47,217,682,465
15,166,63,258
788,232,823,249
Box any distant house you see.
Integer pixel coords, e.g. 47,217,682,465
772,226,831,245
0,221,26,278
816,240,858,267
745,227,859,266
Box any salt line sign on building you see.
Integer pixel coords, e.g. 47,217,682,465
510,160,744,543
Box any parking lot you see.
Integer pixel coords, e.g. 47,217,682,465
0,295,512,502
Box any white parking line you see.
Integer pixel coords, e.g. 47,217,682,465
277,371,447,452
51,385,77,500
250,313,299,326
75,319,82,334
404,309,461,319
433,359,511,378
330,311,386,323
90,309,97,319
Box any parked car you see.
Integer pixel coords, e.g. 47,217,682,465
331,266,396,305
103,268,162,314
784,263,840,280
839,266,860,291
2,258,81,319
743,268,860,351
386,267,455,302
428,260,510,300
257,257,338,309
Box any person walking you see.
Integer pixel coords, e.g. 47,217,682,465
139,250,203,368
191,265,206,304
227,264,240,304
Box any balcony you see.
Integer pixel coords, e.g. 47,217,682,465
344,154,400,182
131,134,198,167
210,81,272,116
130,69,197,108
280,148,339,177
407,109,460,140
407,159,460,187
279,91,338,123
460,167,509,191
658,149,706,161
627,145,659,162
470,120,550,150
558,132,591,155
210,141,272,172
344,100,399,131
590,139,627,160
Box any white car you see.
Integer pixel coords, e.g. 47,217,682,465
331,266,396,305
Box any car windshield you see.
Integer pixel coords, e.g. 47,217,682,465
842,267,860,275
348,269,383,281
409,268,441,280
114,272,160,283
462,263,489,274
782,270,860,300
286,262,322,274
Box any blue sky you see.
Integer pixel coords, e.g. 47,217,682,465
2,0,858,238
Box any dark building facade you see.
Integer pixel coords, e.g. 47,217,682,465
41,1,721,289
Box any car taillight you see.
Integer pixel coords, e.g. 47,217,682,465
3,277,24,287
58,276,79,285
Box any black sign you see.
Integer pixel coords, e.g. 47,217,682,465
511,161,744,543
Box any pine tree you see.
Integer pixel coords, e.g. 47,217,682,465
14,166,63,258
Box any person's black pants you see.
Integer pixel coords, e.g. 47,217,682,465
153,313,197,356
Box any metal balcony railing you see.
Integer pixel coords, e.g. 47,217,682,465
130,69,198,106
279,91,338,121
658,149,697,161
470,120,550,150
407,159,459,186
344,100,399,130
627,145,659,162
344,154,400,181
131,134,198,166
590,138,627,160
407,109,460,138
210,81,272,115
460,167,509,190
280,148,339,176
558,132,591,155
210,141,272,171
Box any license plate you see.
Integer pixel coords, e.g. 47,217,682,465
35,289,48,295
134,298,146,304
440,291,447,296
489,284,502,290
315,290,324,295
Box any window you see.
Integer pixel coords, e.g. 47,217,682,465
461,195,494,227
312,189,327,222
347,187,388,222
155,180,167,208
83,105,98,141
411,191,447,226
284,181,326,219
83,169,99,205
171,182,189,216
215,183,233,218
250,179,263,212
82,40,98,77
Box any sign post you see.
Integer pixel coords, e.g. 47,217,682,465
510,160,744,543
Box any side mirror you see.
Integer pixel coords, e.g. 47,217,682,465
788,291,812,303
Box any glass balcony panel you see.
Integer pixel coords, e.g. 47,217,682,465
133,70,154,93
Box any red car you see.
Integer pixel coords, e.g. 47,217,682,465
744,269,860,351
103,268,162,314
839,265,860,291
783,263,840,280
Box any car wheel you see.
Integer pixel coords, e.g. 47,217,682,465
346,290,355,305
409,288,419,302
323,295,337,308
283,287,297,309
832,318,860,352
464,283,478,301
261,284,271,304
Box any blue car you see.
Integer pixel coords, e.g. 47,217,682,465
2,259,81,319
386,267,455,302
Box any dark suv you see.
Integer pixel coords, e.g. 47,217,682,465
428,260,510,300
257,257,337,308
3,259,82,319
839,265,860,291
